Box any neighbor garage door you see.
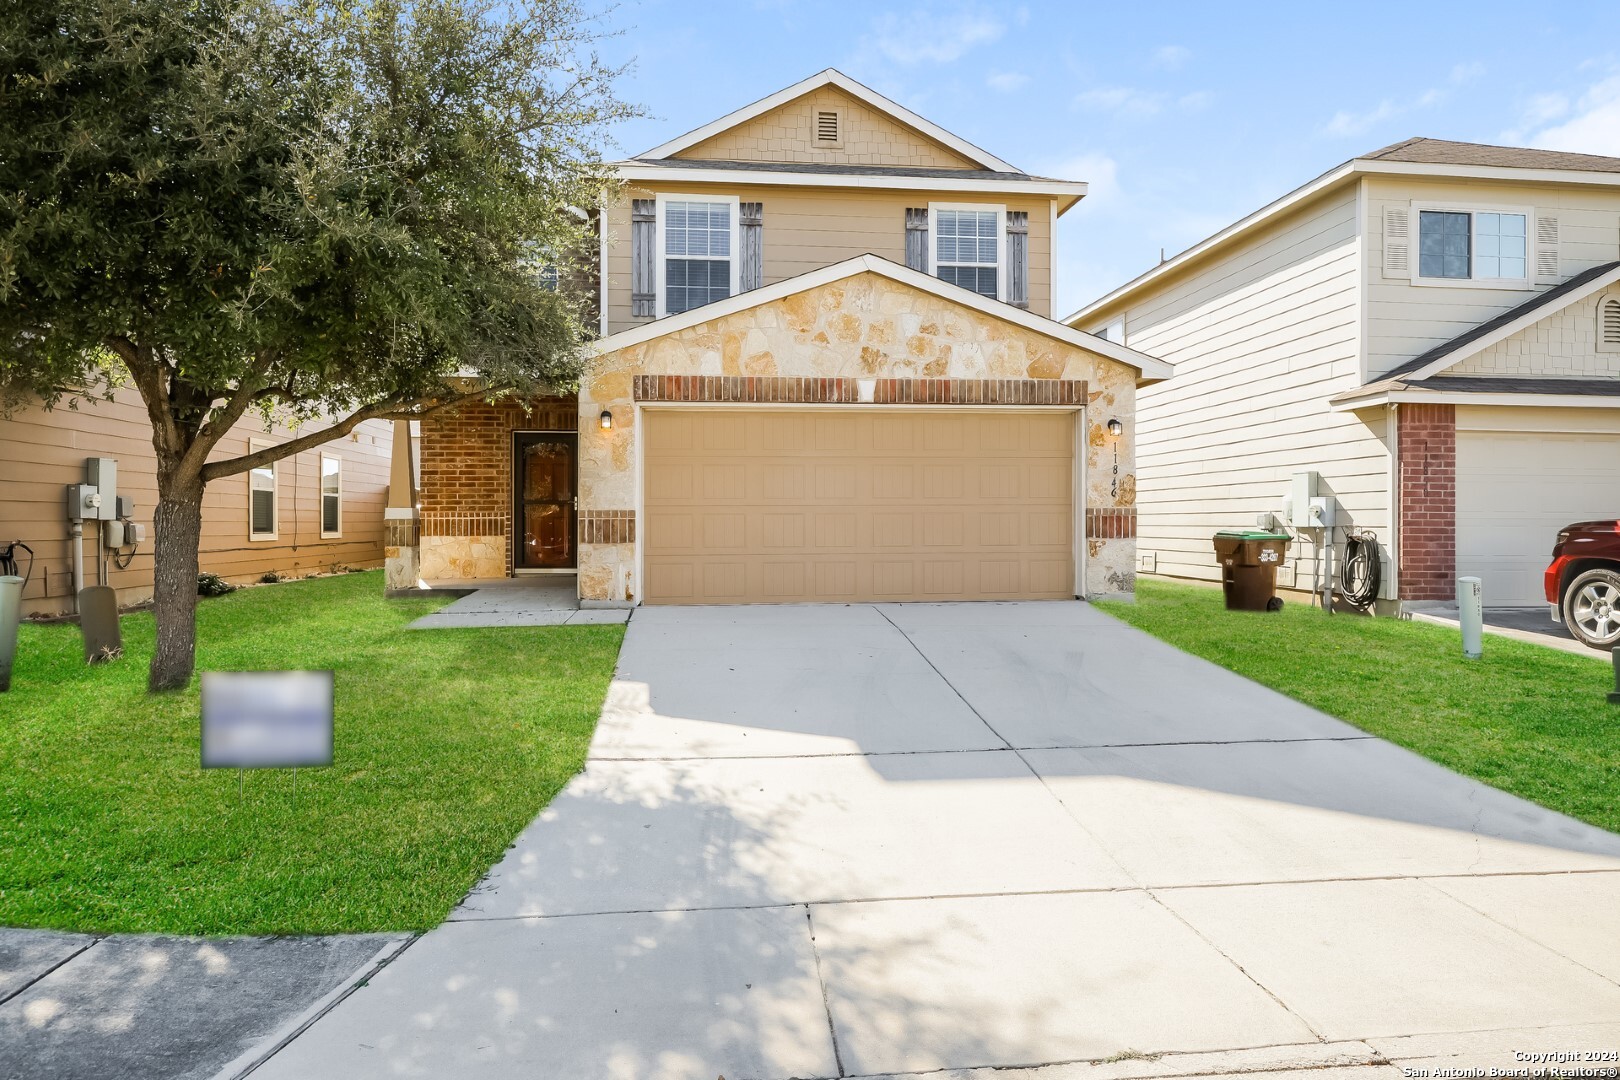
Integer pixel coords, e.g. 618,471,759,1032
1456,429,1620,605
642,408,1076,604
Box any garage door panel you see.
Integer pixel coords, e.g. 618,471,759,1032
644,409,1075,604
1457,430,1620,606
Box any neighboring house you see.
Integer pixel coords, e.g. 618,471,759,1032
394,69,1169,606
1068,138,1620,610
1,385,394,617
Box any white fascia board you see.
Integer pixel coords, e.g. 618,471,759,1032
1064,163,1359,326
590,253,1174,381
1065,156,1620,328
1329,388,1620,412
614,162,1087,204
1400,264,1620,381
638,68,1018,174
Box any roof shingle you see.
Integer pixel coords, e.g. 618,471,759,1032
1362,137,1620,174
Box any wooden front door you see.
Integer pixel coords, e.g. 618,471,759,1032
513,432,577,569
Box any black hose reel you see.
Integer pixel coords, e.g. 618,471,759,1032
1337,531,1381,611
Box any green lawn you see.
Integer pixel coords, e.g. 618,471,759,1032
1100,580,1620,835
0,571,623,936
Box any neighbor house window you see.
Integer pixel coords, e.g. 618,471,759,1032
320,454,342,539
248,439,278,541
1417,207,1528,284
931,206,1002,299
658,196,738,315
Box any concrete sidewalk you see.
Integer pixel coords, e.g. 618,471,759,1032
246,601,1620,1079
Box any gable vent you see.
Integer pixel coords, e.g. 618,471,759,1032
1601,296,1620,348
814,109,841,145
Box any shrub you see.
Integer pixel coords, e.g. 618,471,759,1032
196,573,236,597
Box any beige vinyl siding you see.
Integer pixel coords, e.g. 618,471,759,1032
603,183,1053,331
1097,186,1387,592
1364,175,1620,379
1449,287,1620,379
0,385,392,617
673,85,979,169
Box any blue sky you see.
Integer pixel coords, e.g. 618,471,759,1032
592,1,1620,318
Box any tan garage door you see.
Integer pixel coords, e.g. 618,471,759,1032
643,408,1076,604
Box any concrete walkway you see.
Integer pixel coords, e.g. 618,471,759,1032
253,602,1620,1079
407,578,630,629
1408,603,1606,658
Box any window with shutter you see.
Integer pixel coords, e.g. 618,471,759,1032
932,206,1001,299
1409,202,1532,286
1005,211,1029,309
630,200,656,318
904,208,928,272
248,439,277,540
320,454,342,538
1599,296,1620,353
655,194,739,316
1535,214,1560,284
739,202,763,292
1382,206,1411,278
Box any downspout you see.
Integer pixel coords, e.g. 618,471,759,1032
1387,401,1400,611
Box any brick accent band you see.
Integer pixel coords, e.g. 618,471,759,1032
580,510,635,545
633,375,1087,406
1397,402,1456,601
1085,506,1136,540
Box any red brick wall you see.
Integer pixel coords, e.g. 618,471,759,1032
1397,403,1456,601
418,397,577,568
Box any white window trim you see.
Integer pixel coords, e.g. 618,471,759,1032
319,453,343,539
927,201,1007,302
248,438,278,542
1410,201,1533,290
654,192,741,318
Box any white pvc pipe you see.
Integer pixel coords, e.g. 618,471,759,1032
70,520,84,613
1458,576,1483,660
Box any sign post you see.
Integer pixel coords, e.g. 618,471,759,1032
202,672,334,801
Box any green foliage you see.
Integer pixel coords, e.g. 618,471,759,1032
0,571,623,934
196,571,237,596
0,0,635,425
1101,580,1620,835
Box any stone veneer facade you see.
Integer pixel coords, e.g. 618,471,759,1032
578,270,1141,603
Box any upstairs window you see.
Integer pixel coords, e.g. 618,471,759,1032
659,197,737,315
933,207,1001,298
1417,207,1527,285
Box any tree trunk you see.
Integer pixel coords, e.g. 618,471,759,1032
149,471,205,692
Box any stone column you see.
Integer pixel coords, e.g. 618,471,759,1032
384,419,421,595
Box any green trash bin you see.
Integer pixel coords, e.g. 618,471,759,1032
1212,530,1291,612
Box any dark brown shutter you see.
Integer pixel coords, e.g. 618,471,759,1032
631,199,656,318
905,208,928,272
1006,211,1029,308
740,202,763,292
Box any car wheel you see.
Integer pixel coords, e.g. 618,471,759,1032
1562,567,1620,649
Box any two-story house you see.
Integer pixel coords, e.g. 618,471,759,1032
394,69,1169,607
1068,138,1620,623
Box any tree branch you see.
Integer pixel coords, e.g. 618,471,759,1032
108,335,184,464
179,350,276,478
199,385,504,482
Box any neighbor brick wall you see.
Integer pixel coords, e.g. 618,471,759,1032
418,397,577,569
1397,403,1456,601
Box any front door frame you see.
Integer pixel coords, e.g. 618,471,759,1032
511,429,579,574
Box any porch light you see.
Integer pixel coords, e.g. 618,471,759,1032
1106,418,1124,439
599,409,613,431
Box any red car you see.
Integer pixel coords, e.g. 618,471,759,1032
1545,520,1620,649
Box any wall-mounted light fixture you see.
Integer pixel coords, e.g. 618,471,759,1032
1106,418,1124,439
599,409,613,431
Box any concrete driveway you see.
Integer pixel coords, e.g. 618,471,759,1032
249,602,1620,1080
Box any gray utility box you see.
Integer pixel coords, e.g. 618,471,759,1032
86,458,118,520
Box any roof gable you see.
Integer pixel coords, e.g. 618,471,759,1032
592,254,1173,383
640,69,1016,173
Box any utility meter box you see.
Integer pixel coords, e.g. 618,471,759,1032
66,484,100,522
115,495,135,520
102,521,126,549
85,458,118,520
1289,471,1319,528
124,523,147,545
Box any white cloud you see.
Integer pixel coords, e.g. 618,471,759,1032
1526,73,1620,155
1072,85,1208,118
1151,45,1191,71
864,5,1004,66
1320,63,1479,139
986,70,1029,93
